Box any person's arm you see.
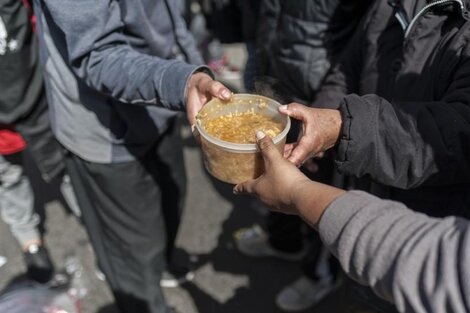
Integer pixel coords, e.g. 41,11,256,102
279,2,371,161
283,47,470,188
235,133,470,313
319,191,470,313
333,88,470,188
39,0,230,123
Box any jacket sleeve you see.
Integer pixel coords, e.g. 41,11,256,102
319,190,470,313
39,0,206,111
335,61,470,188
313,4,470,188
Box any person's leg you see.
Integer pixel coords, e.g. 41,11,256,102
0,154,40,248
276,234,337,312
65,152,170,313
267,213,304,253
301,232,325,281
151,117,194,288
153,117,186,264
0,153,53,283
275,156,339,311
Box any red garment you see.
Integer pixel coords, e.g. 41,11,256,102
0,129,26,155
21,0,36,31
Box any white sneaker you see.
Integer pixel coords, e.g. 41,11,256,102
160,268,195,288
233,225,306,261
276,276,335,312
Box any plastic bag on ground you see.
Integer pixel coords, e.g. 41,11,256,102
0,280,80,313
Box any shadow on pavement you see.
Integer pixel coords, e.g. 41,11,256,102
177,169,301,313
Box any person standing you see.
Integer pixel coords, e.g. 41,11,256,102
32,0,231,312
0,0,80,284
0,130,53,284
271,0,470,311
235,131,470,313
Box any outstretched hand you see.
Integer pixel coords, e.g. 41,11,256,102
185,72,232,126
233,131,311,215
279,103,342,167
234,130,346,226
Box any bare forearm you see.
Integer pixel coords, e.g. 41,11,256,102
291,180,345,227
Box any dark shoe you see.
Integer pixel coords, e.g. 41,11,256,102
23,244,54,284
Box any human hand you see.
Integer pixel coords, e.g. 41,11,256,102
185,72,232,126
280,103,342,167
233,131,312,215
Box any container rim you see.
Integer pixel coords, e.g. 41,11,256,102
195,93,291,152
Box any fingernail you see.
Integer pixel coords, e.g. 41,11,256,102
221,89,231,99
256,130,266,140
279,105,288,111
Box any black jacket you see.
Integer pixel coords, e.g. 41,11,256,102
315,0,470,216
0,0,64,180
0,0,42,124
256,0,371,103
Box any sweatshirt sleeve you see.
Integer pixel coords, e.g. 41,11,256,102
40,0,207,111
319,190,470,313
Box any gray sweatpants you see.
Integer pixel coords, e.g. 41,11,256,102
0,154,39,247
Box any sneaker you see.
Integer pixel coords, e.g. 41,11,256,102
23,244,54,284
233,225,306,261
95,268,106,282
275,276,335,312
160,266,195,288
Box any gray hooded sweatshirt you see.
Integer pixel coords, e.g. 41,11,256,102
320,190,470,313
32,0,205,163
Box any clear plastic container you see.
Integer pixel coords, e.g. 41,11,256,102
196,94,290,184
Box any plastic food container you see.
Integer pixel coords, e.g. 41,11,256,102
196,94,291,184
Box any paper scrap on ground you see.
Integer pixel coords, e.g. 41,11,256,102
0,256,6,268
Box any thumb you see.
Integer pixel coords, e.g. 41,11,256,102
207,80,232,100
279,103,310,121
256,131,281,165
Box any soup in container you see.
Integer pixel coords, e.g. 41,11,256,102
195,94,291,184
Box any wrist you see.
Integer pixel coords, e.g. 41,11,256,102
289,178,315,212
292,179,346,226
324,109,342,151
185,72,212,104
